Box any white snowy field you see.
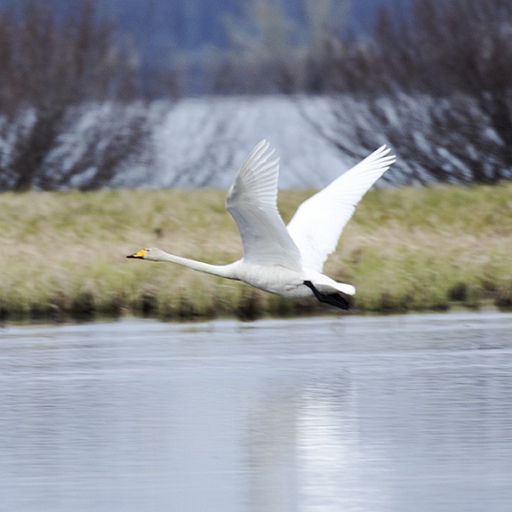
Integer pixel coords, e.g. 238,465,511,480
125,93,491,189
148,95,355,190
3,92,500,191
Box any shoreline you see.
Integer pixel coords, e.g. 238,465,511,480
1,304,510,329
2,185,512,324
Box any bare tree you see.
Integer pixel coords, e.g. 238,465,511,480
0,0,140,109
317,0,512,184
0,0,152,191
38,102,154,190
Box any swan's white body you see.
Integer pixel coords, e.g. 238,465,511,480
129,141,395,308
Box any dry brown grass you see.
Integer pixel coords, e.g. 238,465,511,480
1,184,512,322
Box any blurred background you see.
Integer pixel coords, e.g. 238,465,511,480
2,5,512,510
0,0,511,191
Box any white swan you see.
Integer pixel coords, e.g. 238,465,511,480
128,140,395,309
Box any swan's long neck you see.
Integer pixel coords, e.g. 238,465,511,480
154,251,239,280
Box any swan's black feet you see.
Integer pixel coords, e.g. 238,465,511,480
304,281,350,310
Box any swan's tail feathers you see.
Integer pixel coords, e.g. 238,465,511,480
304,281,351,311
335,283,356,296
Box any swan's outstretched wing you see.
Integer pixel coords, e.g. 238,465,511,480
287,145,396,272
226,140,302,270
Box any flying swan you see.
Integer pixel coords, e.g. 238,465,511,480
128,140,395,310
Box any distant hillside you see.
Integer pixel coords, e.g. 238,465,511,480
101,0,412,52
0,0,412,97
2,0,410,55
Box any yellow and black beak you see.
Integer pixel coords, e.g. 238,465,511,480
127,249,148,259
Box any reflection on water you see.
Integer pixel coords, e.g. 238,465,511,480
1,312,512,512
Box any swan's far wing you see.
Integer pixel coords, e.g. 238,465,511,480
287,145,396,272
226,140,302,270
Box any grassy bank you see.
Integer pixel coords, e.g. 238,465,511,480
2,184,512,323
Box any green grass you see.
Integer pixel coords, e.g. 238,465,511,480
1,184,512,323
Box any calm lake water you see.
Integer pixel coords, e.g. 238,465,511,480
1,311,511,512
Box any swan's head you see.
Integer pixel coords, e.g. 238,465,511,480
127,248,164,261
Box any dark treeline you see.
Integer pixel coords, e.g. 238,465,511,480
1,0,511,190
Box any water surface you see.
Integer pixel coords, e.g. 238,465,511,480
1,312,511,512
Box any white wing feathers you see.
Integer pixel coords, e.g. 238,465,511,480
287,145,396,272
226,140,302,270
226,141,395,275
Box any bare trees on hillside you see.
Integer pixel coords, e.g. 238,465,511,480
319,0,512,184
3,0,511,189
